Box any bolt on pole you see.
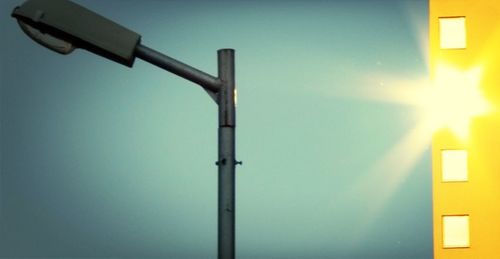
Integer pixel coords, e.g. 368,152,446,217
217,49,236,259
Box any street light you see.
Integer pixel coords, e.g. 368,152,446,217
11,0,238,258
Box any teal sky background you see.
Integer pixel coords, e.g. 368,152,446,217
1,0,431,258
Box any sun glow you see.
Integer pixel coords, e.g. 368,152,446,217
337,63,490,239
418,64,489,139
326,2,493,242
339,64,489,140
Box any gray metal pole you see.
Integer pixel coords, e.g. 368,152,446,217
217,49,236,259
136,44,237,259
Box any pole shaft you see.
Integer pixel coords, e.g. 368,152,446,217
217,49,235,259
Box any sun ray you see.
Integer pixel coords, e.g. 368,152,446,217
325,58,490,246
344,119,434,240
320,3,492,242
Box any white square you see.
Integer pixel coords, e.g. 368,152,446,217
439,17,466,49
443,215,470,248
441,150,468,182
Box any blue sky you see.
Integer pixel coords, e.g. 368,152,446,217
1,0,431,258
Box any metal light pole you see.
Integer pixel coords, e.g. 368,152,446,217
217,49,236,259
135,46,237,259
12,0,238,258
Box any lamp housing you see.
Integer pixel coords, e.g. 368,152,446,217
12,0,141,67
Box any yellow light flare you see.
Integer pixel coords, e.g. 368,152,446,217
418,64,490,139
332,64,490,140
331,64,490,239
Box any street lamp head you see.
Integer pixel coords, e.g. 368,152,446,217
12,0,141,67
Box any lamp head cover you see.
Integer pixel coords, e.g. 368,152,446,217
12,0,141,67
